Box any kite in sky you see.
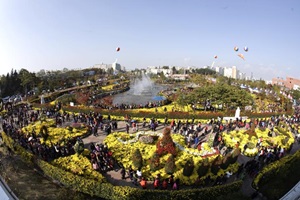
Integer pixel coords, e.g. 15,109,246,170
238,53,245,60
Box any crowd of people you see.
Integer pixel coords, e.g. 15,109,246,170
89,142,115,172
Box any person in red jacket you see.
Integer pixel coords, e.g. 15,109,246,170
140,177,147,189
153,174,161,189
162,179,168,190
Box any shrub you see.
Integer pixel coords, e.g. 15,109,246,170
230,148,241,164
149,152,160,172
197,158,210,178
247,142,255,149
40,125,49,141
132,149,143,169
245,122,257,139
211,155,222,175
220,153,231,170
282,136,290,145
183,158,194,177
74,139,85,154
165,154,176,175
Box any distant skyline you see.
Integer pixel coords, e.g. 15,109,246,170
0,0,299,80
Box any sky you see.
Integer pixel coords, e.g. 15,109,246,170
0,0,299,80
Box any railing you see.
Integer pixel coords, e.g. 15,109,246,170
280,180,300,200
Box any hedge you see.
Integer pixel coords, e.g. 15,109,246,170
253,149,300,199
32,102,292,121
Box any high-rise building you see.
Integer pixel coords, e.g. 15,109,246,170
232,66,237,79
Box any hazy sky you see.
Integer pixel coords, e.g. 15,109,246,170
0,0,299,80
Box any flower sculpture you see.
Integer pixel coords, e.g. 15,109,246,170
156,127,177,156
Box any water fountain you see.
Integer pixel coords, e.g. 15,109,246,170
132,73,154,96
112,73,168,105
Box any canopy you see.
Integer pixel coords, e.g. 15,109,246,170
152,96,166,101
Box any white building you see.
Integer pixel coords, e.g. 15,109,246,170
112,62,121,71
223,67,233,78
94,62,122,72
146,66,172,76
94,63,112,71
239,72,246,80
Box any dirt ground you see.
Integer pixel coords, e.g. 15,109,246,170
0,144,99,200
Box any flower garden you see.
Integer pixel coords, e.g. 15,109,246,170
0,77,298,199
104,130,240,185
223,122,295,157
21,118,89,146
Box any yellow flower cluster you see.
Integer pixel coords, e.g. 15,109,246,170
21,119,88,146
222,127,295,157
101,84,116,91
51,154,106,182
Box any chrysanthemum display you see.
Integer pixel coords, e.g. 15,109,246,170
104,131,239,185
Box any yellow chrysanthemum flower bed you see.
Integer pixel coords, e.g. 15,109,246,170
101,84,116,91
21,119,89,146
51,153,106,182
104,131,239,185
222,127,295,157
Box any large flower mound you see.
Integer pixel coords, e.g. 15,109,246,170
51,154,106,182
21,119,89,146
104,131,238,185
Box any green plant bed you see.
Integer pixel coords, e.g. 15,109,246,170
253,150,300,200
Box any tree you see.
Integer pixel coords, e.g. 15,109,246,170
291,89,300,101
171,66,177,74
19,68,39,94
